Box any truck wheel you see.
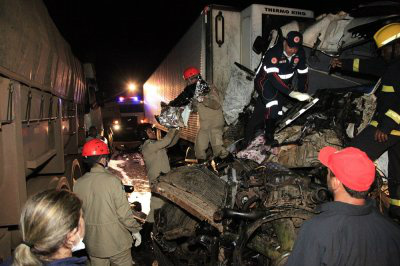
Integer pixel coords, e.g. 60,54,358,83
65,159,82,189
26,176,71,198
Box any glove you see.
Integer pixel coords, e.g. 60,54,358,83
289,91,311,102
132,232,142,247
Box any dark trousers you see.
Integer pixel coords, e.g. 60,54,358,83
245,97,266,143
244,94,285,144
350,126,400,199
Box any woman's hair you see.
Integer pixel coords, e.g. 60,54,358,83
13,189,82,266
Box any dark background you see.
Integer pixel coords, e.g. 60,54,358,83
42,0,381,100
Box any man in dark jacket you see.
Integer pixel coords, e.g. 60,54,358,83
243,31,311,147
285,146,400,266
331,23,400,218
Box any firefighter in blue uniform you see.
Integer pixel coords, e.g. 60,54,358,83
243,31,311,147
331,23,400,219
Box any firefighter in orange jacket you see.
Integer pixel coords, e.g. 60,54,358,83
331,23,400,219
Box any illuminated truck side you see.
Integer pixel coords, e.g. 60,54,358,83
0,0,102,258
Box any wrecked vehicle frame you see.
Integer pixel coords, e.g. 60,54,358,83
148,82,386,266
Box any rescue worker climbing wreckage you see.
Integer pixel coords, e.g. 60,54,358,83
74,139,142,266
165,67,231,163
242,31,311,149
331,23,400,219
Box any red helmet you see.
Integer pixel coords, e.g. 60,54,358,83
82,139,110,156
183,67,200,80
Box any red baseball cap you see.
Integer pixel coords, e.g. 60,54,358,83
318,146,375,191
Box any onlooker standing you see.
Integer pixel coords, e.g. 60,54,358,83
285,146,400,266
1,189,86,266
74,139,142,266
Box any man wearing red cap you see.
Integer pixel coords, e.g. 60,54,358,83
285,146,400,266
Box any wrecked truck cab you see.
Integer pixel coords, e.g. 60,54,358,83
151,159,330,266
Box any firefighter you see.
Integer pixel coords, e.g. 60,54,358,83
286,146,400,266
74,139,142,266
243,31,311,148
139,124,180,223
330,23,400,219
169,67,230,162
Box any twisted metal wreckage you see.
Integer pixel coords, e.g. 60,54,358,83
148,3,399,266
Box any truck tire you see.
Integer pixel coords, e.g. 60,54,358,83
65,159,82,189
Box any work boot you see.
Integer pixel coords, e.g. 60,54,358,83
264,119,278,146
236,138,250,152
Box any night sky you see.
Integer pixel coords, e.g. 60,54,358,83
43,0,381,100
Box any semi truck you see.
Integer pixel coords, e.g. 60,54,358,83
0,0,103,258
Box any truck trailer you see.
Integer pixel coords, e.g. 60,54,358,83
0,0,102,258
143,4,315,142
143,3,398,168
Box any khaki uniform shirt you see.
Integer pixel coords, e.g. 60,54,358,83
141,129,179,182
196,84,224,128
74,165,141,257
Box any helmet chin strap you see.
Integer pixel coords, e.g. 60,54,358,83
96,156,108,168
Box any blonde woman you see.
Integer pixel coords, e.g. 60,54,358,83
1,189,86,266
